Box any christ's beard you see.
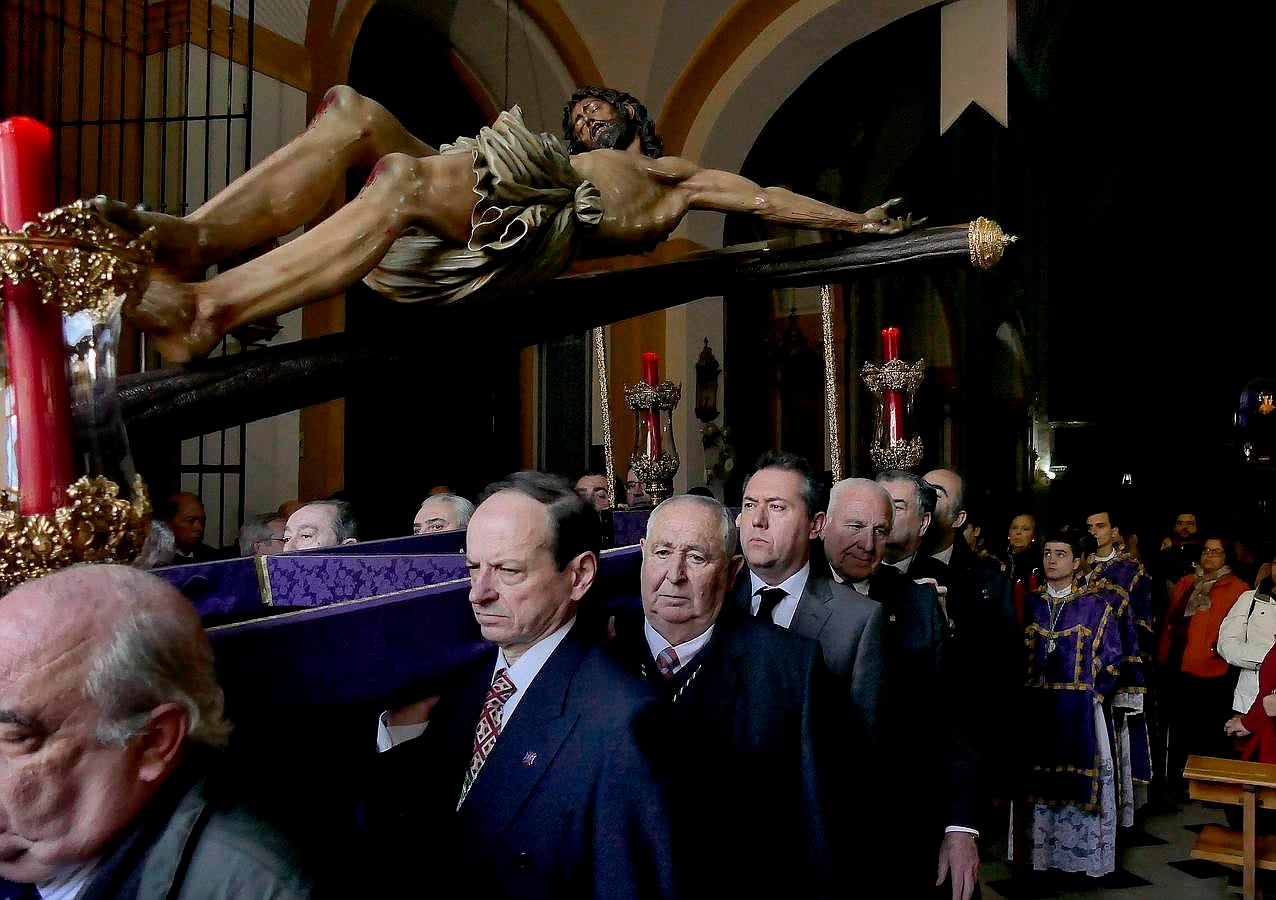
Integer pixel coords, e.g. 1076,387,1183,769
589,117,636,151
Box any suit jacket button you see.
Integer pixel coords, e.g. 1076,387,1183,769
516,852,532,870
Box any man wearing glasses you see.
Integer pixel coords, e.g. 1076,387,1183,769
237,512,287,557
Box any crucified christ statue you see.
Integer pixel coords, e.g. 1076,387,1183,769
95,85,919,362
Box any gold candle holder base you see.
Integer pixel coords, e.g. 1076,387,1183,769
0,474,150,592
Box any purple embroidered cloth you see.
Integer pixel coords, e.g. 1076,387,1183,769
153,552,469,623
259,553,469,608
209,577,486,717
206,545,643,718
612,509,651,548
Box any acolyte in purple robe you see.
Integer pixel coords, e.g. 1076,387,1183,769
1089,553,1155,787
1021,580,1127,811
1091,552,1156,656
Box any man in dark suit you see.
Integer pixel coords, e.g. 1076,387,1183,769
731,450,884,748
365,471,674,899
609,494,854,899
925,468,1022,833
824,476,981,900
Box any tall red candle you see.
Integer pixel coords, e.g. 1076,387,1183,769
1,117,76,514
880,327,904,446
881,326,900,361
640,351,661,458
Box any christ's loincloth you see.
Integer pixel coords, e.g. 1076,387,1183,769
364,106,603,304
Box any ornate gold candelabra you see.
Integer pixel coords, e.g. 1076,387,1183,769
0,200,154,591
860,357,927,471
624,381,681,505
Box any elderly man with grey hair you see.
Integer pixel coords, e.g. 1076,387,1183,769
283,499,358,552
238,511,287,556
606,494,857,897
824,477,981,900
0,564,314,897
411,493,474,534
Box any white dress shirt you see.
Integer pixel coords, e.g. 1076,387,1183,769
747,563,811,628
377,618,576,752
35,858,100,900
643,618,714,675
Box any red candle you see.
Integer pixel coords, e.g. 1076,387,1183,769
880,327,904,445
881,327,900,361
640,351,661,458
1,117,76,514
641,352,659,386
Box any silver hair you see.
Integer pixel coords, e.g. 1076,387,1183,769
237,511,284,556
646,494,737,557
134,519,176,570
86,606,233,749
828,477,895,528
419,493,475,528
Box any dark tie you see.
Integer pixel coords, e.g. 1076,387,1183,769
756,587,787,624
458,667,517,808
656,646,679,678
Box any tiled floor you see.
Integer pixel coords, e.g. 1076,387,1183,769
979,800,1267,899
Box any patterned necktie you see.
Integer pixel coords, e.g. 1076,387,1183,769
655,646,679,679
457,667,517,808
756,587,787,624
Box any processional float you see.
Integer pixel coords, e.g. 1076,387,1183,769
0,108,1015,722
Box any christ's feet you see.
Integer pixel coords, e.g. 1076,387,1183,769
89,195,211,273
125,277,225,363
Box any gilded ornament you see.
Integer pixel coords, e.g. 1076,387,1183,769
0,474,150,592
967,216,1018,270
869,437,925,471
860,358,927,396
0,200,156,322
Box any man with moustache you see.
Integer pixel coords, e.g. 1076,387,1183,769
365,471,674,900
732,450,884,747
823,477,981,900
607,494,852,898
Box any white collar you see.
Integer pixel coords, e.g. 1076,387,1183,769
748,561,810,600
496,617,575,694
643,618,715,673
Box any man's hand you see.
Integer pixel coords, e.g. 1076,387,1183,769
936,831,979,900
1265,692,1276,718
859,197,926,235
386,695,440,727
1225,715,1252,738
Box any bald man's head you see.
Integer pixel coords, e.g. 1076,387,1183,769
0,565,229,881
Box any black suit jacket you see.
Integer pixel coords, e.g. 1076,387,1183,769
364,624,676,899
731,566,885,749
867,565,980,888
932,540,1022,800
608,607,855,899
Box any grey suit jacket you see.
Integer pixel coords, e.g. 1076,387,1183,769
732,568,885,750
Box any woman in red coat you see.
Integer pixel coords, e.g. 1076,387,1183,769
1159,535,1250,787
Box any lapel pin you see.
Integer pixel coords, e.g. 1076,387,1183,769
522,751,538,767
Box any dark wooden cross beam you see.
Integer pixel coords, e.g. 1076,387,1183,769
118,221,1012,438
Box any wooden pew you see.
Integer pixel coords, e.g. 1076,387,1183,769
1185,754,1276,898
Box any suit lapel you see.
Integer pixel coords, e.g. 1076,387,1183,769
680,621,741,728
792,577,833,639
458,631,585,839
729,570,753,617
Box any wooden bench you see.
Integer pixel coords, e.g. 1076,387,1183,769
1185,754,1276,898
